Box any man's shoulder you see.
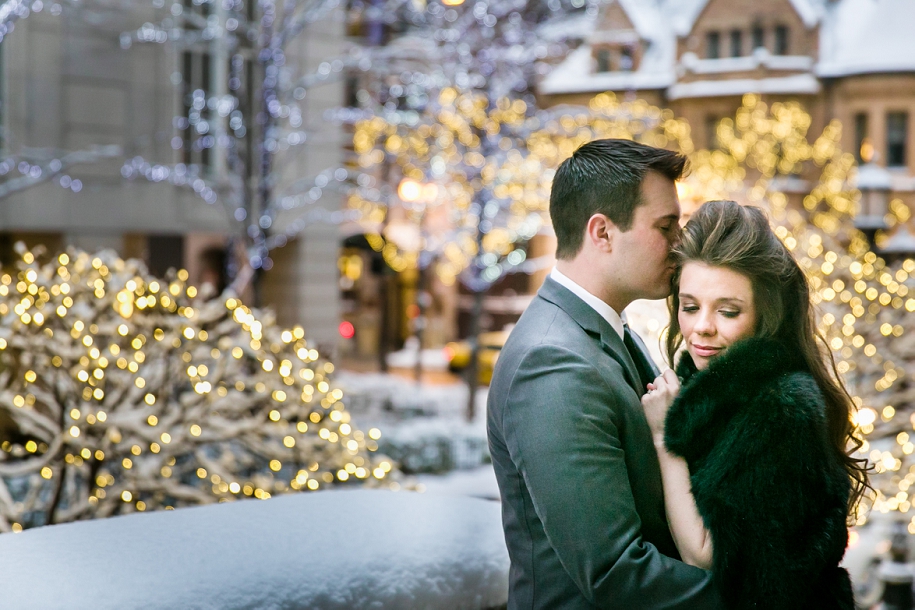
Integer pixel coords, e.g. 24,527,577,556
502,295,589,354
492,296,616,396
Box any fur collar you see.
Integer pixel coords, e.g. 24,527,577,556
665,337,808,462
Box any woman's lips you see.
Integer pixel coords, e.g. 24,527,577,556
691,344,723,358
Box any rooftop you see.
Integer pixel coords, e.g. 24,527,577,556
540,0,915,98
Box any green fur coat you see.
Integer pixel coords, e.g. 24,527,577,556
664,337,854,610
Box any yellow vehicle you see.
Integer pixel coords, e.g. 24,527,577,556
445,329,509,385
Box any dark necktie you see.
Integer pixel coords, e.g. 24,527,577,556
623,324,657,394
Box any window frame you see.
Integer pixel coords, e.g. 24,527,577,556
887,111,909,168
774,25,789,55
730,29,743,58
751,25,764,51
706,31,721,59
854,112,869,163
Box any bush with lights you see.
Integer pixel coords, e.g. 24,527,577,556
0,245,395,532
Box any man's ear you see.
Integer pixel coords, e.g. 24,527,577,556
586,213,616,253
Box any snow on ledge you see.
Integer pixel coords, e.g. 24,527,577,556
0,490,510,609
667,74,821,100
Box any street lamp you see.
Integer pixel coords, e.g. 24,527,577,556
397,178,438,205
394,177,441,383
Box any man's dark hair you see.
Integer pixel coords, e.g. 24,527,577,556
549,138,688,260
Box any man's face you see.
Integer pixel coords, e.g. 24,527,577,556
610,171,681,301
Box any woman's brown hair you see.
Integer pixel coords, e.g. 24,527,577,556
666,199,870,515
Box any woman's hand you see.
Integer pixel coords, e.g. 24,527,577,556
641,368,681,442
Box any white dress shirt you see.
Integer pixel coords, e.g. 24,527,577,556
550,267,625,340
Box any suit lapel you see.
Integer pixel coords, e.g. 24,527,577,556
537,277,644,396
628,329,661,379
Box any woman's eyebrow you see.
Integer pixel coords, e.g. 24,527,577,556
678,293,745,305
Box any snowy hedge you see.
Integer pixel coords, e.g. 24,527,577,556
0,489,510,609
0,247,393,531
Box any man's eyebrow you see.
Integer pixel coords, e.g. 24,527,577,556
656,214,679,224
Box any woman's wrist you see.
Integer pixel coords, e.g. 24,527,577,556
653,432,667,452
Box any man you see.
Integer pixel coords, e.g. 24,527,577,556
487,139,722,608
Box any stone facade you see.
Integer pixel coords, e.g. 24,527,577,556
0,4,343,347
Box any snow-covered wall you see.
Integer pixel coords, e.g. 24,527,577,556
0,490,509,609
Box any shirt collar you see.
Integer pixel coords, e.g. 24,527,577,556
550,267,625,340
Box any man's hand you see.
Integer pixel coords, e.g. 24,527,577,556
641,369,680,442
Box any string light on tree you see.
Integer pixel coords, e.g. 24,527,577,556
0,244,396,533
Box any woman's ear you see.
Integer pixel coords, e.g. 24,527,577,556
586,213,616,253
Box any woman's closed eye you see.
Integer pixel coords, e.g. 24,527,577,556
680,305,741,318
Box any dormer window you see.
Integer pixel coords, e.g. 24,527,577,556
774,25,789,55
592,43,640,73
706,31,720,59
752,25,764,51
730,30,743,57
596,48,611,73
620,47,634,72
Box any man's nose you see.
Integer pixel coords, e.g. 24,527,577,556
669,224,683,248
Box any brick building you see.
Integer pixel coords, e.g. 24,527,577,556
540,0,915,223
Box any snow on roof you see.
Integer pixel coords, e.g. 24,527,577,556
540,46,675,94
787,0,822,28
616,0,667,41
668,73,821,99
677,0,820,32
667,0,711,37
539,0,913,98
817,0,915,77
0,490,510,609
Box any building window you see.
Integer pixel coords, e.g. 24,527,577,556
887,112,909,167
730,30,743,58
752,25,764,51
596,48,611,73
706,31,720,59
854,112,869,163
620,47,634,72
774,25,789,55
181,50,214,171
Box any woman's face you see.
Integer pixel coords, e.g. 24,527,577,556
678,262,757,370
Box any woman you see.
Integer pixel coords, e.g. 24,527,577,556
642,200,868,609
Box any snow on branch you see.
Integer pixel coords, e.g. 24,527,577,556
0,146,122,200
0,245,398,532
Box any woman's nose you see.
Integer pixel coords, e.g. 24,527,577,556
693,311,715,335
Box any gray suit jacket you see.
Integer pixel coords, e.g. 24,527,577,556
487,277,722,609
